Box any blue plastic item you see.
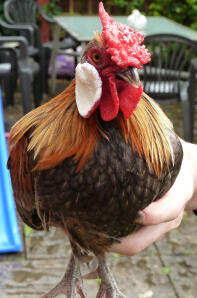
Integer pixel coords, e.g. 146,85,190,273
0,88,22,253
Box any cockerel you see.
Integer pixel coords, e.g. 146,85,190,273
8,2,183,298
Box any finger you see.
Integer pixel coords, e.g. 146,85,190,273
135,188,184,226
139,194,185,226
111,210,183,256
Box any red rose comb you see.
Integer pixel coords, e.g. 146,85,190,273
99,2,151,69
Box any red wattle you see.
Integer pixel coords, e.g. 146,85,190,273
119,83,143,119
99,76,119,121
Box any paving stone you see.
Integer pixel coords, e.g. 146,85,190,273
156,212,197,256
161,256,197,298
0,255,176,298
108,255,176,298
25,228,70,260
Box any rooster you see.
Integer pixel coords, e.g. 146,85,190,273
8,2,183,298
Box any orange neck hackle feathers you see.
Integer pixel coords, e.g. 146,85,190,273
9,79,100,172
117,94,174,177
9,79,174,177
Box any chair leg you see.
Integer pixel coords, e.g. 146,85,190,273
19,70,33,114
180,84,193,142
40,50,47,96
0,50,16,106
33,71,42,108
181,100,192,142
34,51,45,97
3,76,15,106
73,47,78,67
43,47,51,95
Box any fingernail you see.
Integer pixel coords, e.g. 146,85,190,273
134,211,145,224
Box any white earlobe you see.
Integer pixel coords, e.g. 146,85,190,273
75,63,102,117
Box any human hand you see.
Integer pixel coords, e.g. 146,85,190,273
110,139,197,256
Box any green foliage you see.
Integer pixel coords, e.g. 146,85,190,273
183,210,188,217
184,249,190,255
109,0,128,8
107,0,145,14
149,0,197,30
24,225,33,237
113,253,120,258
96,278,101,285
163,266,171,275
0,2,5,21
107,0,197,30
42,0,62,17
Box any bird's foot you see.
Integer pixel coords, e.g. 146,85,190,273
96,254,126,298
41,254,86,298
96,283,126,298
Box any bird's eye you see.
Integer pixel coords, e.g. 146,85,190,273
92,52,102,63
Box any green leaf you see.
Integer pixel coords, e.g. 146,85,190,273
184,249,190,255
183,211,188,217
42,0,62,17
163,266,171,275
113,253,120,258
96,278,101,285
24,225,33,237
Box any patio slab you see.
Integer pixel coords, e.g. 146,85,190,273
0,254,177,298
156,212,197,256
161,256,197,298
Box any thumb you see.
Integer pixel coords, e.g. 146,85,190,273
137,194,185,226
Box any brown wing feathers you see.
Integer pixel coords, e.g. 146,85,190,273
7,136,33,208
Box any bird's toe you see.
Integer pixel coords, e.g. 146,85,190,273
96,283,126,298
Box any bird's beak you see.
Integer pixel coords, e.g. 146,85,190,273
115,67,140,88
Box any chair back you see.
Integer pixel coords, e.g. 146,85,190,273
143,34,197,102
4,0,38,24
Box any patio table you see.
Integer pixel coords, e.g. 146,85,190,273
51,15,197,94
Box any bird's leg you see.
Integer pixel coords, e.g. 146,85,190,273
96,254,126,298
41,253,86,298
